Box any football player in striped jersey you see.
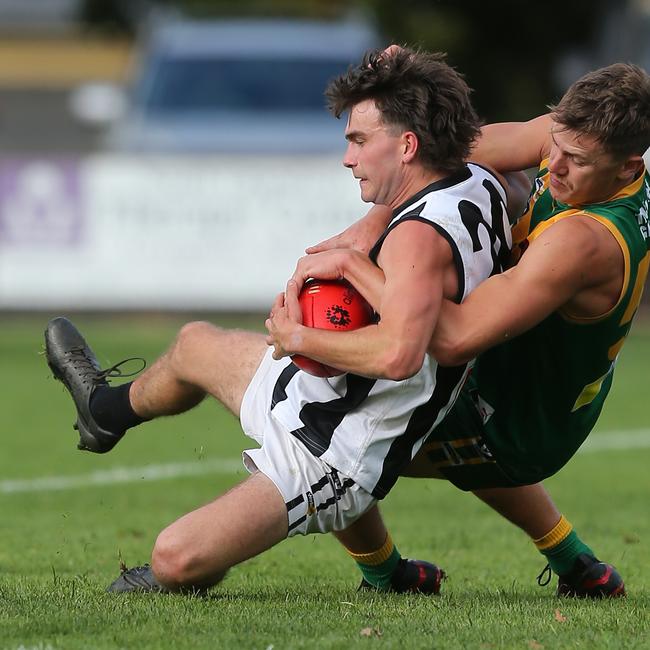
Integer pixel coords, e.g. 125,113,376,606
45,48,528,593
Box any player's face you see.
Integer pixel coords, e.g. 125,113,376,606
547,125,631,206
342,99,405,207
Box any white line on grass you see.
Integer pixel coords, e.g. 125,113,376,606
0,458,243,494
579,428,650,452
2,429,650,496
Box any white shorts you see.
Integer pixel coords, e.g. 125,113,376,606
240,348,376,537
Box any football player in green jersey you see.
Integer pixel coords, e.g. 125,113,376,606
301,61,649,597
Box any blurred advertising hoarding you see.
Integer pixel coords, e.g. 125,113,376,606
0,155,364,311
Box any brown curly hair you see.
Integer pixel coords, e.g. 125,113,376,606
326,48,481,174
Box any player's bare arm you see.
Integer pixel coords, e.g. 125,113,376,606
306,204,393,254
266,221,452,380
471,115,552,172
500,170,532,220
430,215,625,365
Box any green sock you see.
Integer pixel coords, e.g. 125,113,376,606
348,533,401,590
541,530,594,576
357,545,401,590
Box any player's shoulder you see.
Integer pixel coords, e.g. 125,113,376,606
534,212,619,259
466,160,505,186
555,211,618,237
380,207,454,265
384,214,449,247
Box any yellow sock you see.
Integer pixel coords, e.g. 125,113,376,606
533,515,572,551
533,515,594,575
346,533,395,565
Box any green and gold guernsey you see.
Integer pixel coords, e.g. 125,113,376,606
475,159,650,484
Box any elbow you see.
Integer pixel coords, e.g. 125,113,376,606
380,344,426,381
430,337,473,367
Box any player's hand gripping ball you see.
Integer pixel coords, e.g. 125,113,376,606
291,279,374,377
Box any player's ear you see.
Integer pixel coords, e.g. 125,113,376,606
618,155,644,183
402,131,419,163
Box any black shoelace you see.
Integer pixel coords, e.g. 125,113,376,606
65,348,146,384
536,563,552,586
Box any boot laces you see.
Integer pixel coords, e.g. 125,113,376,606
536,563,553,587
65,348,146,384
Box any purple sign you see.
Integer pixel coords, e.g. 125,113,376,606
0,157,83,247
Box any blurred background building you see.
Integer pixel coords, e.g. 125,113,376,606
0,0,647,311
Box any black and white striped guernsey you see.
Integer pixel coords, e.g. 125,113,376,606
270,163,513,498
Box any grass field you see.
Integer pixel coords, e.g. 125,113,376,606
1,314,649,650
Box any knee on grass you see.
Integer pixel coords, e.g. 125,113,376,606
152,529,228,591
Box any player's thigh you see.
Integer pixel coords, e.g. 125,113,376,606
173,321,267,415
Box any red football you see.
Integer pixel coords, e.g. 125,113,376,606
291,278,374,377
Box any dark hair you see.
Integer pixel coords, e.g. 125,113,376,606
549,63,650,158
326,48,480,174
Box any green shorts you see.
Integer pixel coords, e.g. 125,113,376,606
412,381,526,491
